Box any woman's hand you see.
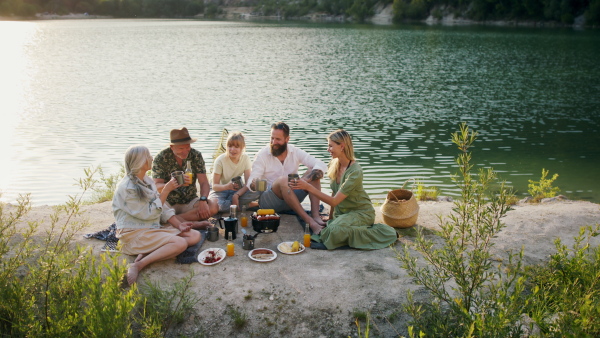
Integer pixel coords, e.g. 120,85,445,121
291,178,312,192
164,177,181,193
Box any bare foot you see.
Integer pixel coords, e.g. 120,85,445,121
308,221,325,235
191,221,210,230
134,254,145,263
312,215,326,226
127,263,140,286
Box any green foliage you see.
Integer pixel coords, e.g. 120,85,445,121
0,0,596,24
140,271,200,335
398,123,525,337
585,0,600,25
353,311,371,338
87,164,125,204
0,167,141,337
527,168,560,202
228,305,248,329
525,224,600,336
393,0,429,22
414,179,439,201
346,0,375,22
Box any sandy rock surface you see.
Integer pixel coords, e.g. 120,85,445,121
10,199,600,337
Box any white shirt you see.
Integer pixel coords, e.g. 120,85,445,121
246,143,327,191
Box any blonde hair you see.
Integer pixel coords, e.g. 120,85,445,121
326,129,355,180
124,145,153,200
225,131,246,157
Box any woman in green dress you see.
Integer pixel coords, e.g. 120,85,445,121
292,129,398,250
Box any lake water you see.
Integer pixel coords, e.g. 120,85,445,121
1,19,599,206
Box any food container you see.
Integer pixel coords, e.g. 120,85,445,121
251,213,281,233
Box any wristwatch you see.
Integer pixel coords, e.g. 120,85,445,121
199,196,208,202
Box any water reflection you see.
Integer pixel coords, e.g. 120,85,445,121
0,20,598,205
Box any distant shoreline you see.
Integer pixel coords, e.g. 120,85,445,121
0,5,593,29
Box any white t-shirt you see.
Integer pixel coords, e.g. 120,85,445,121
213,153,252,185
246,143,327,191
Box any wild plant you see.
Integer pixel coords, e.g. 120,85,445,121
414,179,440,201
525,224,600,336
0,167,140,336
227,305,248,330
527,168,560,202
397,123,526,337
87,164,125,204
140,271,200,336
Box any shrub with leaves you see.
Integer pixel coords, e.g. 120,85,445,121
414,179,440,201
88,164,125,204
0,167,140,336
140,271,200,336
527,168,560,202
526,224,600,336
398,123,526,337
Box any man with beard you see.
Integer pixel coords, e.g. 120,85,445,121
245,122,328,234
152,127,218,227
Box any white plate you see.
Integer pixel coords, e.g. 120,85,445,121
277,241,306,255
198,248,226,266
248,248,277,262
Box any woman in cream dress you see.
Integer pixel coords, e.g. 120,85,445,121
113,145,201,285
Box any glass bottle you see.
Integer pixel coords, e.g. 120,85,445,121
184,160,193,186
240,205,248,227
226,232,235,257
303,223,311,248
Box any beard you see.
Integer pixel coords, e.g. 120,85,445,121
270,142,287,157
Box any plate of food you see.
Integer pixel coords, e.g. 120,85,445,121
198,248,226,266
248,248,277,262
277,241,305,255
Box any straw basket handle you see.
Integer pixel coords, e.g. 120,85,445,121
389,178,416,201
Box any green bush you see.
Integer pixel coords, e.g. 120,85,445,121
398,123,525,337
526,224,600,336
414,179,439,201
585,0,600,25
527,168,560,202
140,271,200,336
0,167,141,336
87,164,125,204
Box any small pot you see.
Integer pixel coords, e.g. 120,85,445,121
242,235,255,250
207,226,219,242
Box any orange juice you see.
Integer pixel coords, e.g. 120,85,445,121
241,216,248,227
303,233,311,248
184,172,193,186
226,242,235,256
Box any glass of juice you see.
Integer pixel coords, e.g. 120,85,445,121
226,233,235,257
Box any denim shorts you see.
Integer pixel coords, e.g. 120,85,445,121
259,188,308,212
208,190,258,213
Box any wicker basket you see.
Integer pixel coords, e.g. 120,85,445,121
380,188,419,228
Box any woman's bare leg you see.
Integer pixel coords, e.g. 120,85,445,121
127,236,188,285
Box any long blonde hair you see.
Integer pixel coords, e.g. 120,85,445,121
326,129,355,180
225,131,246,157
124,145,153,200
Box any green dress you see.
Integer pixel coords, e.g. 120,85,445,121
312,162,398,250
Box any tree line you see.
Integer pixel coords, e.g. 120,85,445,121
1,0,599,26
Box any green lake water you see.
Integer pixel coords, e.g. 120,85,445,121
0,19,598,205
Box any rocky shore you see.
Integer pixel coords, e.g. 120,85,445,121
9,198,600,336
